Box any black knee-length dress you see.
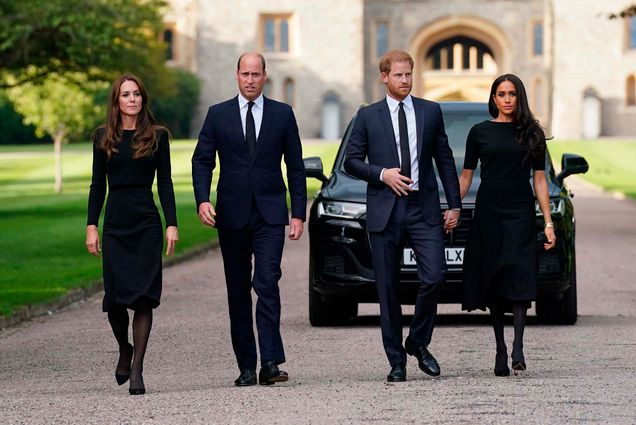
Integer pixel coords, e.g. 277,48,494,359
461,121,545,311
87,129,177,312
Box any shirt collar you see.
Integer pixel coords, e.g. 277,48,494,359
385,94,413,113
238,93,264,109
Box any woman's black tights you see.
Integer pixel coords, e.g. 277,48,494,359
489,300,527,362
107,299,153,390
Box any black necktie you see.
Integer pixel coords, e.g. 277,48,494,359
246,101,256,157
398,102,411,179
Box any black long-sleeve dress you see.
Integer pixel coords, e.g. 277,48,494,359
87,128,177,312
461,121,545,311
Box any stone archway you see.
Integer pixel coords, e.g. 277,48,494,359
409,16,511,102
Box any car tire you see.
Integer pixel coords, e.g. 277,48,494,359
308,256,358,326
536,255,578,325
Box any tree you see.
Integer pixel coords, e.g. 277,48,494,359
0,0,170,91
7,72,107,193
152,68,201,138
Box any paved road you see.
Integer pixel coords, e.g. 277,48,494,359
1,176,635,424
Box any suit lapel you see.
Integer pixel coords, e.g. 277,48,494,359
413,98,425,161
230,96,250,157
377,101,400,165
253,97,272,161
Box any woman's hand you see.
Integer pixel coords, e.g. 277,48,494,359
165,226,179,256
86,225,101,256
544,226,556,250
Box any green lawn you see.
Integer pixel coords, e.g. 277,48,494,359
0,140,339,317
548,140,636,200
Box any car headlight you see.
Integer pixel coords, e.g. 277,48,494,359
317,201,366,219
535,199,564,216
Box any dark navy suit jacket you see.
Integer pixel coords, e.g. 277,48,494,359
192,96,307,229
344,96,461,232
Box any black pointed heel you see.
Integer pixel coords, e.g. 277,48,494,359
512,360,526,375
115,343,133,385
494,353,510,377
129,371,145,395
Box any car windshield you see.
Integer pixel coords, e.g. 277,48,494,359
444,110,490,159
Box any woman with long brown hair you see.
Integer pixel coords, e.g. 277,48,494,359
86,74,178,395
459,74,555,376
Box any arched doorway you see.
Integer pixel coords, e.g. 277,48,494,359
409,16,510,102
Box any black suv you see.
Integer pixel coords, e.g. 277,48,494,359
305,102,589,326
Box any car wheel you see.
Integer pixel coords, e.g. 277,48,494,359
536,254,578,325
308,255,358,326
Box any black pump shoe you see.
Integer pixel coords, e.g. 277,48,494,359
494,351,510,377
512,360,526,375
129,370,145,395
115,343,133,385
511,350,526,375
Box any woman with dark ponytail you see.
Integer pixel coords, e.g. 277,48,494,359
459,74,555,376
86,74,178,394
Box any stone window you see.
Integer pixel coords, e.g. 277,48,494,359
375,21,389,58
426,36,494,72
627,75,636,106
532,21,544,56
163,25,176,61
629,17,636,49
284,78,295,107
261,14,292,53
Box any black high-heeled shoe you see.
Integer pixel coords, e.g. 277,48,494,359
511,360,526,375
494,351,510,377
129,371,145,395
511,350,526,375
115,343,133,385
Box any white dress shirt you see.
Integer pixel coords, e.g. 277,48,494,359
238,93,264,140
384,94,419,190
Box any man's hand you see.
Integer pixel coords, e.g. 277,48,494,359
443,209,460,233
288,218,304,240
198,202,216,227
383,168,412,196
165,226,179,256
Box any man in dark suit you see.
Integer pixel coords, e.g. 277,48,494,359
192,52,306,386
344,50,461,382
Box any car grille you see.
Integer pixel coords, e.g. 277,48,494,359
538,251,560,274
322,253,357,275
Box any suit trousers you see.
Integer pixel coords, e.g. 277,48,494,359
368,192,445,366
217,202,286,370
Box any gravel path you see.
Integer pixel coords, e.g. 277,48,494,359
1,176,635,424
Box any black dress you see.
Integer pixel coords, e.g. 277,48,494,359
87,129,177,312
462,121,545,311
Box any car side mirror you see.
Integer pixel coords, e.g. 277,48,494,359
556,153,589,185
304,156,328,183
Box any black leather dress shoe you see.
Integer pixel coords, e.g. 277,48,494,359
259,361,288,386
234,369,257,387
405,337,440,376
387,363,406,382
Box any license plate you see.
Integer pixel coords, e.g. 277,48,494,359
403,248,464,266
